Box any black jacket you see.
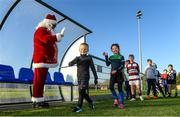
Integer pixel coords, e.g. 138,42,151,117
69,55,98,81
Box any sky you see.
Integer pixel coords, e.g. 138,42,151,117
45,0,180,72
0,0,180,74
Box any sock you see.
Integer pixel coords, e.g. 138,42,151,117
132,94,135,98
119,91,124,104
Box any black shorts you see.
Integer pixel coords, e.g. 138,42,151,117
111,71,124,81
109,72,124,91
78,80,89,89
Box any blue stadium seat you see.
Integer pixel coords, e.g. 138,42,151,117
0,64,23,83
45,72,56,85
53,72,64,85
54,72,73,85
19,68,34,84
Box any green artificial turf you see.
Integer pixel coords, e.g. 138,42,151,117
1,97,180,116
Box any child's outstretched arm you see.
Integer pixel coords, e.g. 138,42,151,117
89,57,98,85
103,52,111,66
68,57,78,66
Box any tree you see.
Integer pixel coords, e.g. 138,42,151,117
176,72,180,85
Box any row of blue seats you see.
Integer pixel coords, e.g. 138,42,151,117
0,64,73,86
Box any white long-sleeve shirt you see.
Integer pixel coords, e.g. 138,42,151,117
144,65,156,79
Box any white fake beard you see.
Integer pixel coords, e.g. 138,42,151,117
46,23,55,33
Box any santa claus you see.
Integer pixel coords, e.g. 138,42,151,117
32,14,65,108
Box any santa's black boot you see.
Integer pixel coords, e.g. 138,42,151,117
32,102,38,108
32,102,49,108
38,102,49,108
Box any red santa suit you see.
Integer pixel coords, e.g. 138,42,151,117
32,14,63,102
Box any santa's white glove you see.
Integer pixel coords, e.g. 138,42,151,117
56,27,65,42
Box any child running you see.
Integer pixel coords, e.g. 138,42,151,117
126,54,144,101
161,69,168,95
69,43,98,113
167,64,177,97
103,43,125,109
152,63,166,98
145,59,158,99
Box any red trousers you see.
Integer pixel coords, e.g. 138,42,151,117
33,68,48,99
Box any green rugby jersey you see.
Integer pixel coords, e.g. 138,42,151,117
105,54,125,71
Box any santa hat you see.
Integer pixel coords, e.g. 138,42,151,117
43,14,57,24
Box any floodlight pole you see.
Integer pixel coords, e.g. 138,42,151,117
136,10,143,91
136,11,143,73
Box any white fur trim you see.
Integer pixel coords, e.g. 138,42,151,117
44,19,57,24
32,97,44,102
33,63,58,68
56,33,63,42
36,19,56,30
